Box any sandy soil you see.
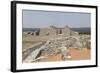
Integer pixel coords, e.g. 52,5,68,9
68,48,91,60
39,48,91,62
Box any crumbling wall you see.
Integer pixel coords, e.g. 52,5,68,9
39,28,56,36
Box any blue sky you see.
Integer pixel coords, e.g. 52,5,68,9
22,10,91,28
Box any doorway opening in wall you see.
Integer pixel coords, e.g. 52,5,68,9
59,29,62,34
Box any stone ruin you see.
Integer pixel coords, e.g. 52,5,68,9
23,25,91,62
24,35,91,62
25,25,79,37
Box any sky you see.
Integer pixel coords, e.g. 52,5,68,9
22,10,91,28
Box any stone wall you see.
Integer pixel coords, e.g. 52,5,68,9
62,28,71,36
25,26,79,37
39,28,57,36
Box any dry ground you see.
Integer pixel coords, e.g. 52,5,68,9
22,33,91,62
38,48,91,62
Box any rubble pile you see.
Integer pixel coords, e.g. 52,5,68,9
41,35,90,55
24,35,91,62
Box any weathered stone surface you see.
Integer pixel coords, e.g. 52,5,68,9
23,35,90,62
